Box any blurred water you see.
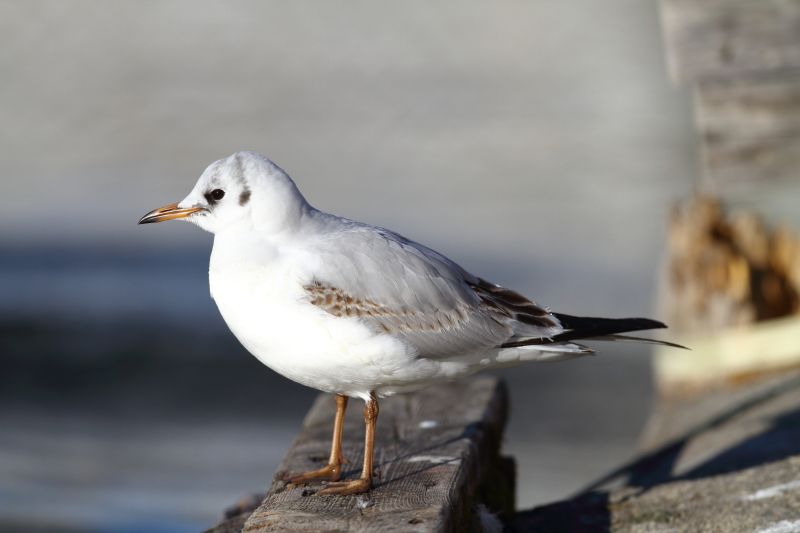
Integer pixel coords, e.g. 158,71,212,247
0,1,693,530
0,411,297,533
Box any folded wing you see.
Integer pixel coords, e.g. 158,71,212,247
304,223,562,358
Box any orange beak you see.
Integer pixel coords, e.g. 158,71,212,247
138,202,206,224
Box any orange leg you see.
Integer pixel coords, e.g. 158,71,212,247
285,394,348,484
319,391,378,496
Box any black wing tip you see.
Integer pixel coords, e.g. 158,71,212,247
553,313,668,331
528,314,675,347
634,318,667,330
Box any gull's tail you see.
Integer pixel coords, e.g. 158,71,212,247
501,313,687,350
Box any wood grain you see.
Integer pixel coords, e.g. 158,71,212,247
661,0,800,83
208,377,513,532
696,76,800,185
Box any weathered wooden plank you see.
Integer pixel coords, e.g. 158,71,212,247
695,76,800,185
661,0,800,83
208,377,513,532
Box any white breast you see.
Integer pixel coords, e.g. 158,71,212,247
207,234,427,398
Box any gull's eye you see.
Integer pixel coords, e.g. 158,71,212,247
210,189,225,201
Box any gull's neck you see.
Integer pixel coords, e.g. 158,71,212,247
209,204,330,270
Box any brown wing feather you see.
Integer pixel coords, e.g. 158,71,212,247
305,281,473,335
468,277,560,330
304,275,569,357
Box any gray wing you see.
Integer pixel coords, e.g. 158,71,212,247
304,223,562,358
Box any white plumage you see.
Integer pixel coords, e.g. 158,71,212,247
159,151,601,399
139,150,673,494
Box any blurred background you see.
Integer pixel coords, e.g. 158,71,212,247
0,1,701,531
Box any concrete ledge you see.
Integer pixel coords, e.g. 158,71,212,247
513,371,800,532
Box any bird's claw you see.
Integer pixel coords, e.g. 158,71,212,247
283,463,343,484
319,478,371,495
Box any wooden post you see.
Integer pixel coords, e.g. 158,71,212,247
207,377,514,533
660,0,800,188
657,0,800,394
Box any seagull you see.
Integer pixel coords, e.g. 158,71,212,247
139,151,680,495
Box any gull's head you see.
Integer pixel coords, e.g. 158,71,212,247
138,151,309,235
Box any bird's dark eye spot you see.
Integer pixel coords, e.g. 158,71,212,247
211,189,225,201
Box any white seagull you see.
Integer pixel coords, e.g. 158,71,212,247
139,151,679,495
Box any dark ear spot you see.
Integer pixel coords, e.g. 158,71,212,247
239,188,251,206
